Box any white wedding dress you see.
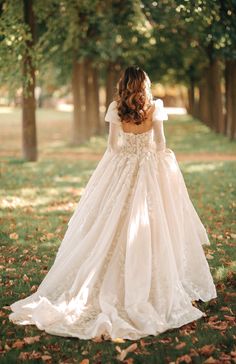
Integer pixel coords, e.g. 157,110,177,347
9,99,217,340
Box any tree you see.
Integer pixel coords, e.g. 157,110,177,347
0,0,37,160
22,0,37,161
142,0,236,138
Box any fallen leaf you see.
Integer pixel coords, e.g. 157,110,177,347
220,306,232,312
42,355,52,362
207,315,218,322
23,274,30,282
115,346,122,353
9,233,19,240
12,339,25,349
79,360,89,364
24,335,40,344
159,337,172,343
208,321,228,330
199,344,215,356
189,348,199,357
176,354,192,363
224,315,235,323
219,353,231,361
18,352,29,360
81,350,89,355
175,342,186,350
140,339,151,347
116,343,138,361
203,357,220,364
4,343,11,351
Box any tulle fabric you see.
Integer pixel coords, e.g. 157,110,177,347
9,127,217,340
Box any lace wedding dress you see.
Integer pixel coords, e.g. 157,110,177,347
9,99,217,340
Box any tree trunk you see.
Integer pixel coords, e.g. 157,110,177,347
225,59,236,140
207,58,224,133
198,70,210,126
22,0,37,161
105,62,120,109
84,58,96,138
71,59,86,144
187,78,195,115
92,66,101,134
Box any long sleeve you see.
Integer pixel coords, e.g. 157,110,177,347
152,99,168,152
153,120,166,151
105,100,121,153
107,122,121,153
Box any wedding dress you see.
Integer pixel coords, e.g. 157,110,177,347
9,99,217,340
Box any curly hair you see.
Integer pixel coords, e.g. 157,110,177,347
114,66,153,125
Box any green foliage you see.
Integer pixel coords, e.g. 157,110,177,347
1,1,236,91
141,0,236,84
0,2,32,92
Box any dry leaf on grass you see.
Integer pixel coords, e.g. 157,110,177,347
12,340,25,349
18,351,42,360
176,354,192,363
199,344,215,356
203,356,220,364
220,306,232,312
116,343,138,361
224,315,235,323
175,342,186,350
41,354,52,362
207,321,228,330
9,233,19,240
23,335,40,344
79,359,89,364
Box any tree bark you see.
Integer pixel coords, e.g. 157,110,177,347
187,78,195,115
225,59,236,140
92,66,101,134
22,0,37,161
71,59,86,144
198,70,210,126
105,62,121,109
84,58,96,138
207,58,224,133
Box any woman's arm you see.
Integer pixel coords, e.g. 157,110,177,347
107,122,121,153
105,101,121,153
153,120,166,151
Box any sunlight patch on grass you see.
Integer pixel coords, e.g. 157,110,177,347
54,175,82,183
184,162,222,173
0,195,51,209
39,201,77,213
215,263,236,281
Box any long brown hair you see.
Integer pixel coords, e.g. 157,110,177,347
114,66,153,125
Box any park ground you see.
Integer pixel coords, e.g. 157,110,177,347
0,109,235,363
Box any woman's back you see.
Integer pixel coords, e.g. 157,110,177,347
121,102,155,135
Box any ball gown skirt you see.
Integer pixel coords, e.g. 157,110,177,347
8,129,217,340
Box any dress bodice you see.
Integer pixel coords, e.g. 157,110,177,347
119,128,156,155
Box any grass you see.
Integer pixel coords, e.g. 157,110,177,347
0,109,236,363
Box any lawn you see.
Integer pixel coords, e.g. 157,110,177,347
0,109,235,363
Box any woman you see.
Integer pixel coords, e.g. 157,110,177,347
9,66,217,341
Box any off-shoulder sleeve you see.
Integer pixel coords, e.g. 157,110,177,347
105,100,121,125
152,99,168,122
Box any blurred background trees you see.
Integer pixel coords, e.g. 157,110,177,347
0,0,235,161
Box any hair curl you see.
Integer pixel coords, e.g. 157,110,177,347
114,65,153,125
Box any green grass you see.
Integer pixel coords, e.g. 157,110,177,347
166,114,236,154
0,111,236,363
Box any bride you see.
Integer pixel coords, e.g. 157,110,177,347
9,66,217,340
